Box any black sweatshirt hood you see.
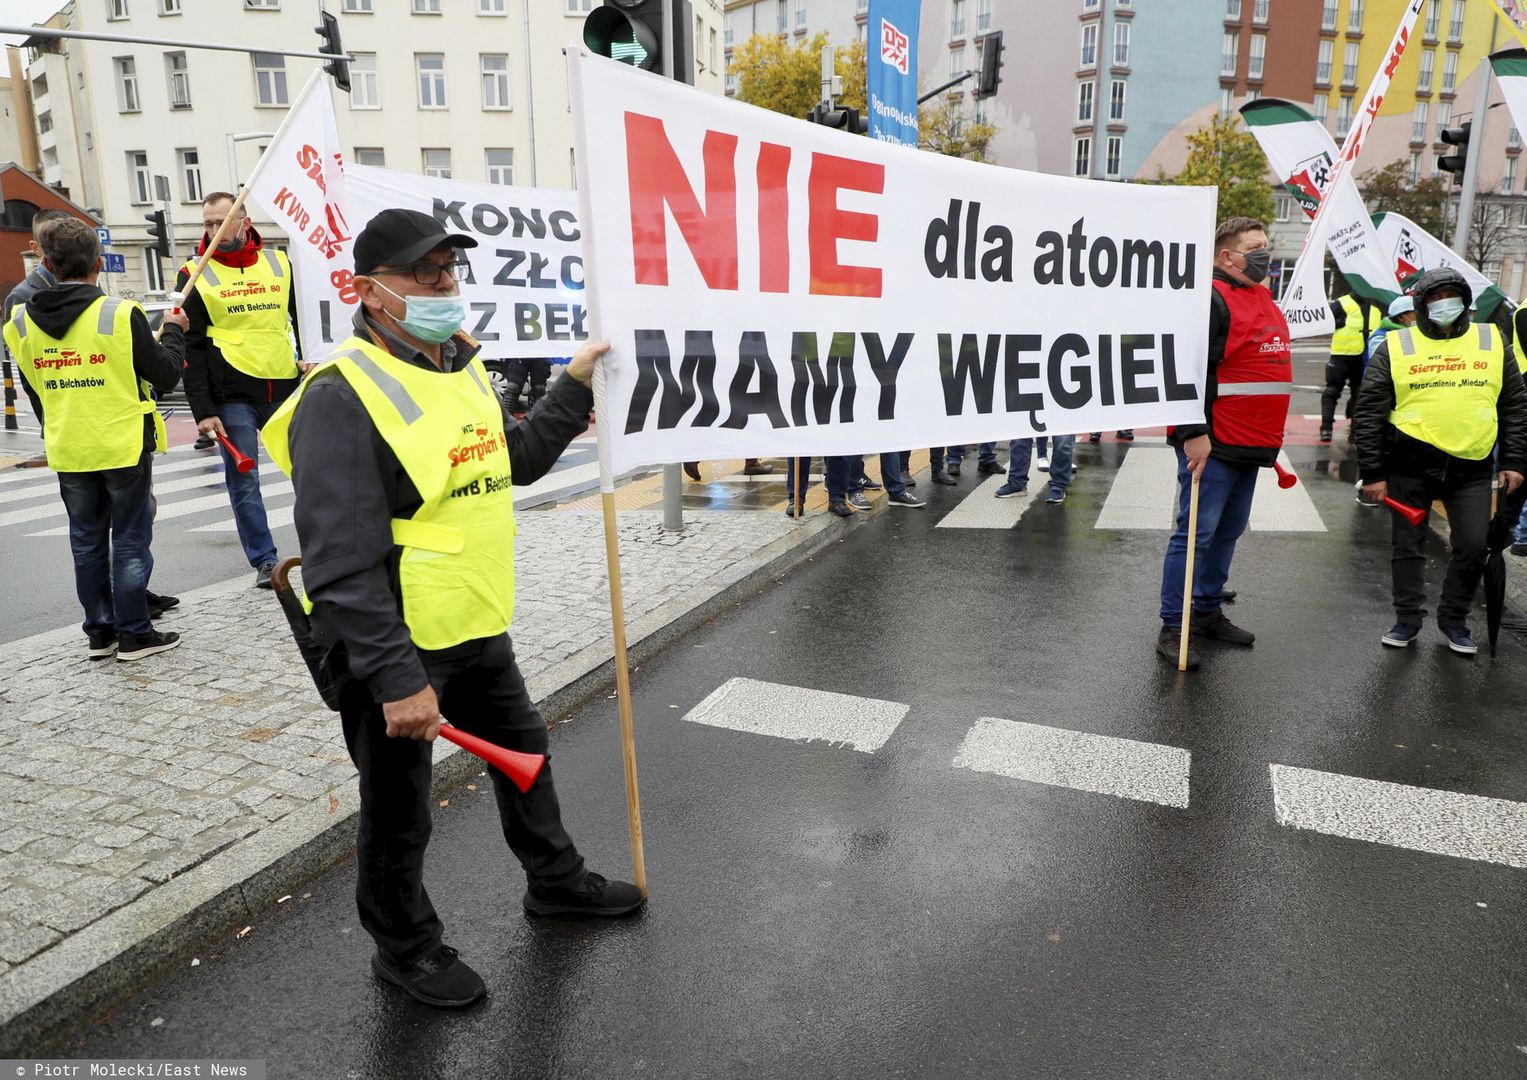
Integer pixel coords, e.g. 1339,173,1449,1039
22,282,106,340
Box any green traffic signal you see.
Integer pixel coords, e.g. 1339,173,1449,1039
584,5,660,71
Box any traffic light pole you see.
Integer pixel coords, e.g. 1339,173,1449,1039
1451,19,1497,257
0,23,345,63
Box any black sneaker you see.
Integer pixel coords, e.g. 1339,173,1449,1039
1381,623,1422,648
977,461,1004,475
255,561,277,589
1319,427,1333,443
117,630,181,661
1220,589,1237,604
886,490,926,508
946,462,961,478
372,944,486,1009
903,476,918,488
193,433,215,451
145,590,179,612
87,631,118,661
858,476,883,491
1511,544,1527,557
1115,430,1135,441
845,492,872,511
827,499,853,518
1441,625,1479,655
931,472,958,486
523,872,645,917
1190,611,1255,646
1088,432,1102,443
1156,627,1200,669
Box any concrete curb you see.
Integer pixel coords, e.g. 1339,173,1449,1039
2,508,850,1055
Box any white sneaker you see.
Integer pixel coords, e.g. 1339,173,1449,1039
1036,454,1050,472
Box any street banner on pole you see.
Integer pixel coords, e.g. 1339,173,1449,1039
865,0,920,145
245,76,586,362
1371,211,1512,316
1241,99,1399,305
1491,47,1527,155
566,50,1215,476
1276,0,1426,338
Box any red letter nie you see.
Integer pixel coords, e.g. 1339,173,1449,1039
808,153,884,297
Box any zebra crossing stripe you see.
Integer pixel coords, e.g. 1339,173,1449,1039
953,716,1191,808
0,453,255,507
683,677,909,753
935,474,1041,529
1093,447,1325,533
28,480,296,537
1269,764,1527,869
0,462,283,528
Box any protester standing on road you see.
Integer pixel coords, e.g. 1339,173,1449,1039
1156,217,1292,669
263,209,642,1011
1321,288,1378,442
178,192,304,589
1353,267,1527,655
3,217,187,660
2,209,69,323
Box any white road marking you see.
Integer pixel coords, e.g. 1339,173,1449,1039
0,462,282,527
684,677,908,753
1093,446,1326,532
0,452,248,506
27,480,296,536
1270,764,1527,869
935,474,1041,529
953,716,1191,808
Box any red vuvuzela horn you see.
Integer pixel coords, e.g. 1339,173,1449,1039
214,431,257,474
438,723,545,794
1383,496,1428,527
1273,461,1297,489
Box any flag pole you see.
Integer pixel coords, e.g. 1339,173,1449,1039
565,47,647,896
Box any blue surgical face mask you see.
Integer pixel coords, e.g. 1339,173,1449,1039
1427,297,1466,327
377,280,465,344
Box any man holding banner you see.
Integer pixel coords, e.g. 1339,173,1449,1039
1158,218,1291,670
263,209,641,1010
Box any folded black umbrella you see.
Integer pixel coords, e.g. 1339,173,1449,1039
270,557,346,710
1486,503,1515,658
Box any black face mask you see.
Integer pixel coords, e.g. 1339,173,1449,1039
1239,248,1272,283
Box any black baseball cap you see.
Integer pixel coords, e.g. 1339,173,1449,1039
353,208,477,276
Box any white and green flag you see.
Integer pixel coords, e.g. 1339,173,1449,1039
1492,48,1527,161
1371,211,1511,317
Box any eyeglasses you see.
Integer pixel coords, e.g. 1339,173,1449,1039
372,260,471,285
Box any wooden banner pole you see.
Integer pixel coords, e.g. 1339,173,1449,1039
1178,474,1201,672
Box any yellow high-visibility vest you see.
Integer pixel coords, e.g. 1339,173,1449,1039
265,336,517,650
1385,322,1504,461
2,297,166,472
1332,294,1370,356
183,248,298,379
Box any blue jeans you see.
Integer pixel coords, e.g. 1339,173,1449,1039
219,399,281,568
848,452,906,497
1515,495,1527,546
1008,435,1075,495
57,451,156,637
1158,448,1258,628
946,443,997,468
785,456,853,504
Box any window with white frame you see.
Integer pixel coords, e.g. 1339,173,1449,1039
1316,39,1332,83
1083,0,1099,9
128,151,150,203
950,46,965,78
417,54,447,108
1513,127,1524,149
486,149,514,185
253,52,288,106
977,0,992,32
1408,152,1421,184
1253,0,1269,21
350,53,378,108
413,0,441,12
166,51,190,108
1074,137,1091,177
1412,100,1429,142
1418,48,1434,91
1506,155,1518,192
1342,41,1358,85
245,0,279,8
1449,0,1465,40
974,95,988,124
423,149,452,178
1226,0,1241,17
1080,24,1097,68
1222,32,1238,77
1077,81,1095,123
1113,21,1130,65
1432,153,1443,176
1437,101,1452,141
726,71,738,94
480,0,506,11
1347,0,1363,31
481,54,510,108
178,148,202,202
115,57,139,112
343,0,372,10
777,0,787,33
1220,87,1235,118
1425,1,1440,35
563,0,593,12
1274,194,1291,221
1115,0,1131,7
795,0,806,28
159,0,180,13
1249,34,1266,79
1109,79,1125,122
355,147,385,166
1321,0,1337,30
1312,94,1327,124
951,0,965,37
1246,87,1260,101
1337,94,1353,138
1443,50,1458,92
108,0,129,18
1105,136,1122,178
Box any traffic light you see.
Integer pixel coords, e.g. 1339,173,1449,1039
975,30,1004,98
806,102,867,134
315,11,350,93
584,0,692,83
144,210,170,259
1439,122,1471,177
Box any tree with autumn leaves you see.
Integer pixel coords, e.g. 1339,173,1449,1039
1161,112,1275,224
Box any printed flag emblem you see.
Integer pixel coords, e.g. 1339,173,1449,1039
1393,228,1423,282
880,19,910,75
1283,151,1333,217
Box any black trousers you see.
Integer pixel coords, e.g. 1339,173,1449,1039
1388,472,1493,628
1321,355,1366,427
339,633,585,961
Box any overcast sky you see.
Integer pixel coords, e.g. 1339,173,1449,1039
3,1,80,52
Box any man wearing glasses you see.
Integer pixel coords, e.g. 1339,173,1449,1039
179,191,306,588
264,209,639,1011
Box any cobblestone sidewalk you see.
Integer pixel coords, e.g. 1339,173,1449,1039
0,506,826,1043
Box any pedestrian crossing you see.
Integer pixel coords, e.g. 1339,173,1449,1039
683,678,1527,870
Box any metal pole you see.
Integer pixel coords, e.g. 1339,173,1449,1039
521,0,538,186
821,42,834,106
224,131,275,189
1452,19,1498,257
0,24,347,62
2,359,17,431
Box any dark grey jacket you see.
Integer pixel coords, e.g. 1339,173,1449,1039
287,312,592,702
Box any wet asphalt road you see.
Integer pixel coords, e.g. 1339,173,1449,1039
51,375,1527,1079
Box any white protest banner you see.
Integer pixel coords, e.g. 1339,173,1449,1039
1277,0,1425,337
1240,99,1400,307
245,82,587,361
1371,211,1512,317
566,51,1215,476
